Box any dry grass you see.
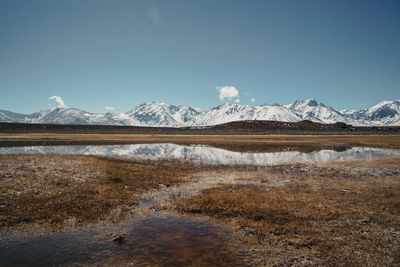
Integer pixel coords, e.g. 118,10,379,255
1,134,400,148
175,158,400,266
1,151,400,265
0,154,192,232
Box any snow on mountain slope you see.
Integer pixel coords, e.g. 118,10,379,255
0,109,27,122
1,99,400,126
193,103,300,126
193,104,254,126
253,104,301,122
1,107,123,125
344,100,400,126
32,108,90,125
285,98,347,124
122,102,203,127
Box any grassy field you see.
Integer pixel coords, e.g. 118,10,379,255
1,133,400,148
1,151,400,265
175,158,400,265
0,155,195,232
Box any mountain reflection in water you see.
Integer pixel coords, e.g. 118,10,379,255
0,143,399,165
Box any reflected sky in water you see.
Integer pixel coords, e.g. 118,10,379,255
1,143,399,165
0,214,240,266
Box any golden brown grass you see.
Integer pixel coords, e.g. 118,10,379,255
0,134,399,148
1,152,400,265
0,154,192,232
175,159,400,266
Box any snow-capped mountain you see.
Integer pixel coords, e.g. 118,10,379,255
120,102,203,127
285,98,346,124
193,103,301,126
343,100,400,126
0,110,27,122
18,108,122,125
1,99,400,126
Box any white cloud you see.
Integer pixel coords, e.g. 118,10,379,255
216,86,239,102
251,98,255,103
49,96,66,108
105,106,115,111
234,99,240,103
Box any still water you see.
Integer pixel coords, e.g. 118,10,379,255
1,143,399,165
0,215,241,266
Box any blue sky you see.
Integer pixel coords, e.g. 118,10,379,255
1,0,399,113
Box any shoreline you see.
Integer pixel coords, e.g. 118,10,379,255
1,133,400,149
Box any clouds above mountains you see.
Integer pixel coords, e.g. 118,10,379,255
49,96,66,108
216,86,240,102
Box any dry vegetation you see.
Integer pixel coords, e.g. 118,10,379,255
175,158,400,266
1,151,400,266
1,134,400,148
0,154,192,232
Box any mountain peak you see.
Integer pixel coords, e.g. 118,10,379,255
305,98,318,106
1,99,399,126
288,98,326,108
214,102,236,109
303,98,327,107
370,100,399,110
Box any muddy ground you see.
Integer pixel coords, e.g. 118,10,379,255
1,154,400,265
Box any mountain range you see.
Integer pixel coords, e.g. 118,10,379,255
1,99,400,127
